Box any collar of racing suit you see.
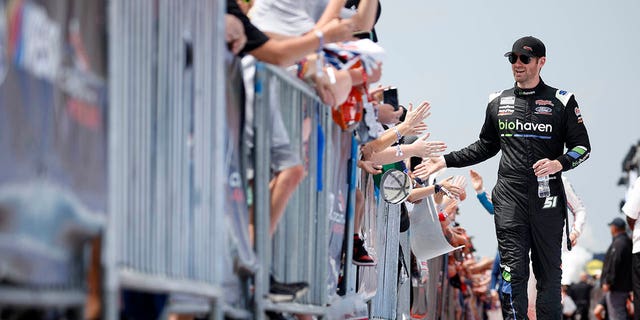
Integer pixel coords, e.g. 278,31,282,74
513,78,546,96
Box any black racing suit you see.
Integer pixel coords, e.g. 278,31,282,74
444,79,590,319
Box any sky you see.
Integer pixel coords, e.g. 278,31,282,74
376,0,640,259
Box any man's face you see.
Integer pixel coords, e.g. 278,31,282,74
510,54,545,87
609,224,617,236
374,101,403,125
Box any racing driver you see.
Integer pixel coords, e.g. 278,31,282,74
420,36,591,319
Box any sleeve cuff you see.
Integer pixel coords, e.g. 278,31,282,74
443,154,452,167
556,155,572,171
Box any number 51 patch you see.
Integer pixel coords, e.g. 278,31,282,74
543,196,558,209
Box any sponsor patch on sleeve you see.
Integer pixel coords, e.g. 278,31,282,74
568,146,588,159
555,89,574,107
575,107,583,123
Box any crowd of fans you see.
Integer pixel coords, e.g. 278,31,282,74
225,0,496,317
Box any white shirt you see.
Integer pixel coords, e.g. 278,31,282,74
561,176,586,252
249,0,357,37
623,176,640,253
249,0,328,36
563,176,586,237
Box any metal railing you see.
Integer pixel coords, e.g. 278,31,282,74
0,0,466,318
253,62,344,318
0,0,107,316
251,62,457,319
105,0,226,319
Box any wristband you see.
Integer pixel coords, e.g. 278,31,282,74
395,144,403,157
393,126,403,157
296,57,308,79
434,184,441,194
438,211,448,222
439,185,455,199
314,30,324,50
393,126,402,141
326,67,336,84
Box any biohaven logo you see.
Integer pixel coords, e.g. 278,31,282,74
498,119,553,132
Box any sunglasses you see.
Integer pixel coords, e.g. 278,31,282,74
507,53,533,64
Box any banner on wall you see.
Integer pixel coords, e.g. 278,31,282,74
0,0,108,213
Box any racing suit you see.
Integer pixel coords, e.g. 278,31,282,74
444,79,590,319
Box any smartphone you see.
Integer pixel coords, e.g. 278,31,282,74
383,87,399,110
352,30,372,40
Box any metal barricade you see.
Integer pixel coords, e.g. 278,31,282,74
252,62,459,319
428,255,449,320
355,174,379,301
370,203,403,319
253,62,344,318
1,0,472,319
397,232,411,319
0,0,107,316
105,1,226,319
269,74,323,304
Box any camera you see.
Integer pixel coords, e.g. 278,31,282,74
383,87,399,110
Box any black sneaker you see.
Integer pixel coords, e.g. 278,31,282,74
266,311,292,320
336,274,345,296
267,275,309,302
353,235,376,266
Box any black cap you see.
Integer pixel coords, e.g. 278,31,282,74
504,36,546,58
608,217,626,229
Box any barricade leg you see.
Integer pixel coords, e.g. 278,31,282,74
397,232,411,319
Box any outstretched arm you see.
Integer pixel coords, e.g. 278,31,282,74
407,177,463,203
361,101,431,159
470,169,494,215
366,137,446,165
250,18,354,67
477,191,494,215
